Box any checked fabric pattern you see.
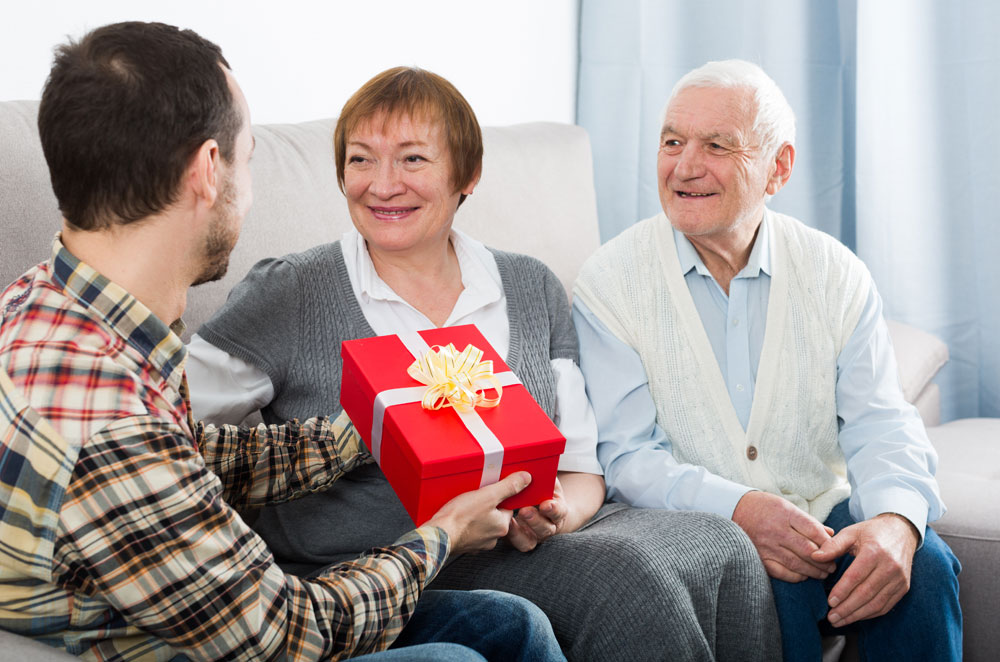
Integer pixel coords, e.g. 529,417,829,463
0,235,449,661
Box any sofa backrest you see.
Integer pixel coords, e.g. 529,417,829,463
0,100,601,340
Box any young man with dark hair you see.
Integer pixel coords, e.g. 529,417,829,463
0,21,563,662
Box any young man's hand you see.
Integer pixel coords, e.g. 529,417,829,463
426,472,532,554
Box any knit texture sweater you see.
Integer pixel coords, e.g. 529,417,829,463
199,240,578,568
575,211,870,522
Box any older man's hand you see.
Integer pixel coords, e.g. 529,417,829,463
813,513,919,627
732,491,837,582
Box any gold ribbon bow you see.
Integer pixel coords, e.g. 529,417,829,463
407,343,503,413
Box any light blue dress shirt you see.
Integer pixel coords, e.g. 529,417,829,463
573,214,944,536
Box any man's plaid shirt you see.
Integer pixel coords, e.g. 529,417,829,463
0,237,450,661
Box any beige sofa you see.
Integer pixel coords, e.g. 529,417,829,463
1,99,997,660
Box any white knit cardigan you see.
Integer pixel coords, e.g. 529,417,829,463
575,211,870,521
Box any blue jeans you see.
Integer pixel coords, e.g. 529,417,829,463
770,500,961,662
352,589,565,662
351,642,486,661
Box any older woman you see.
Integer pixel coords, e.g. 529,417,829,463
188,67,779,661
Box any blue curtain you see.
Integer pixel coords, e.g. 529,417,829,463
577,0,1000,421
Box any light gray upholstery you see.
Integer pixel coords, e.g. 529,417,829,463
928,418,1000,661
0,631,79,661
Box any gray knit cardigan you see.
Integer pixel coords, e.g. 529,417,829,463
198,240,578,572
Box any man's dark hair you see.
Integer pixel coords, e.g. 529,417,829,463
38,21,243,230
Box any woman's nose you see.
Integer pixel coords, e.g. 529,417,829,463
370,160,406,198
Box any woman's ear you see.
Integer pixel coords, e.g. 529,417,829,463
461,164,483,196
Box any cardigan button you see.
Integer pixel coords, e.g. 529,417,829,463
746,446,758,461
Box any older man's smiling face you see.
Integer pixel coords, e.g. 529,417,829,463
657,85,777,241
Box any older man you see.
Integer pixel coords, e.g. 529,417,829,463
0,21,564,661
574,59,961,661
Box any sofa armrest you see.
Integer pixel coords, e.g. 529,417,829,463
885,320,948,425
926,418,1000,662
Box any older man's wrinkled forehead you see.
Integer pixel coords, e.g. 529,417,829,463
660,85,761,149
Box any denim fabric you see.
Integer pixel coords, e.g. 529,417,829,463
351,642,486,661
770,500,962,662
384,589,565,662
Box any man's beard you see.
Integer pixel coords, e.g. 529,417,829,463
192,176,240,286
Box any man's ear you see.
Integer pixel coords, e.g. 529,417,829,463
188,139,222,207
765,143,795,196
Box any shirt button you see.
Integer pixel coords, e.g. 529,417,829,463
736,383,745,392
732,318,740,326
747,446,758,461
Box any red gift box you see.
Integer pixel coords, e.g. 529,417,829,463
340,324,566,525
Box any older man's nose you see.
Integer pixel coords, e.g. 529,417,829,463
370,161,406,198
674,144,705,179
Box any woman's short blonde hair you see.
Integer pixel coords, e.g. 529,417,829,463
334,67,483,205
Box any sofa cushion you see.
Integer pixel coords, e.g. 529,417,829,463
911,383,941,428
885,320,949,403
930,418,1000,539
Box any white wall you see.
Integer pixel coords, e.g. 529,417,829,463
0,0,578,126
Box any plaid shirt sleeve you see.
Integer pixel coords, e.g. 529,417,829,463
54,414,450,661
197,408,374,511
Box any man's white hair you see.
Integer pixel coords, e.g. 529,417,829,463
664,59,796,159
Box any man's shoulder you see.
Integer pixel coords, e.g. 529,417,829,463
578,213,664,279
1,262,112,360
1,276,154,444
2,261,56,315
769,211,873,340
769,211,864,267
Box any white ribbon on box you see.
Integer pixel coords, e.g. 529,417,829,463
370,329,522,487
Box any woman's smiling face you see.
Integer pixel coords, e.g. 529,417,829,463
344,111,475,259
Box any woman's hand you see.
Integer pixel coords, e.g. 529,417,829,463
506,479,566,551
506,472,606,552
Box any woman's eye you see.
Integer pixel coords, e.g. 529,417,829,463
404,154,426,163
348,155,367,164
